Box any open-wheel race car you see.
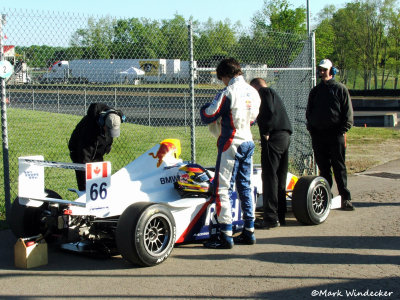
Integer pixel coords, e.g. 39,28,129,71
11,139,340,267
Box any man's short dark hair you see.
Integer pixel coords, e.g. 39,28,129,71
250,77,267,88
216,58,243,80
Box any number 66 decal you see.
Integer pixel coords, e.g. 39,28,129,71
89,182,108,201
86,162,111,203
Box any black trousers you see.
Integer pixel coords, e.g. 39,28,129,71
70,152,86,191
74,170,86,191
311,133,351,201
261,131,291,223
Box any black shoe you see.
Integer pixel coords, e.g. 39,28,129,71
254,219,280,229
278,215,286,226
203,235,234,249
342,200,355,211
233,231,256,245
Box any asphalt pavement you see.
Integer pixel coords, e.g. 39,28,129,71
0,159,399,299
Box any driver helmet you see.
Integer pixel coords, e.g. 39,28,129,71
175,163,213,197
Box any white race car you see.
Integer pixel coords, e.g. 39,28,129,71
11,139,337,267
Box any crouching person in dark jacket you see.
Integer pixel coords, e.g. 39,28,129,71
68,102,125,191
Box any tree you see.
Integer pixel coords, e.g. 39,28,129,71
16,45,58,68
70,17,115,59
315,0,400,90
252,0,307,34
194,18,238,61
246,0,307,66
160,14,189,60
330,3,364,85
387,7,400,88
314,4,336,62
315,4,336,22
377,0,398,88
112,18,165,59
314,18,335,63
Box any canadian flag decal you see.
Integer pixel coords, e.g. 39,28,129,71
86,162,109,180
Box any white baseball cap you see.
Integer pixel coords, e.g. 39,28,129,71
105,113,121,137
318,59,333,69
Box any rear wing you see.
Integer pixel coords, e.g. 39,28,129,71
18,156,111,209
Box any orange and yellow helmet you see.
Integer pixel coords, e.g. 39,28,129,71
175,163,213,196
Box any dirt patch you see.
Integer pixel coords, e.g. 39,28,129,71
346,139,400,174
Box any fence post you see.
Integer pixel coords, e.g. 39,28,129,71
310,31,318,175
114,87,117,108
148,89,151,126
84,88,87,114
57,89,60,113
32,89,34,110
184,92,187,130
188,21,196,163
0,14,11,222
311,31,316,89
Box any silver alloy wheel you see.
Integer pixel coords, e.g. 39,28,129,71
144,213,173,256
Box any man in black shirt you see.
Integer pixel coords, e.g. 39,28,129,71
68,103,124,191
250,78,293,229
306,59,354,211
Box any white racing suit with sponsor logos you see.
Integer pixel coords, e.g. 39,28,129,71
200,75,261,236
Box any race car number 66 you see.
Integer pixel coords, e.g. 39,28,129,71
86,162,111,203
89,182,107,201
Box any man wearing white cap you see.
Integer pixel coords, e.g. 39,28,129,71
68,102,125,191
306,59,354,211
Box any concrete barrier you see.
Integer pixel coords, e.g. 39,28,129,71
354,111,398,127
352,96,400,111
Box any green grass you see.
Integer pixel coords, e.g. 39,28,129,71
347,126,400,142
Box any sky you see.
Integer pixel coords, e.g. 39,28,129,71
1,0,350,47
3,0,350,28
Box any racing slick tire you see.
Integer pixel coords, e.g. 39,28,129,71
292,176,332,225
10,189,62,238
116,202,176,267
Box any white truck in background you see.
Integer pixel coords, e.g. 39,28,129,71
40,59,197,84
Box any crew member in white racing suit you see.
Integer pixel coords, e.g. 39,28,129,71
200,58,261,249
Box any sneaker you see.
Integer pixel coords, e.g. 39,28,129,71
342,200,355,211
233,231,256,245
203,234,234,249
254,219,280,229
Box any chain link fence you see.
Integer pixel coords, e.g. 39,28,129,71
0,8,314,219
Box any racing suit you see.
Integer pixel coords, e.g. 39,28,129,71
200,75,261,237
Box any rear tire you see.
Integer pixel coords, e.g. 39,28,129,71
116,202,176,267
10,189,62,238
292,176,331,225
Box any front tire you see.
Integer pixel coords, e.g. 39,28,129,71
292,176,331,225
116,202,176,267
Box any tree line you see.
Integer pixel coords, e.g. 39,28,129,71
315,0,400,89
16,0,400,89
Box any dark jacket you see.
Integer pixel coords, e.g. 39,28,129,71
306,79,353,135
257,87,293,139
68,103,113,163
